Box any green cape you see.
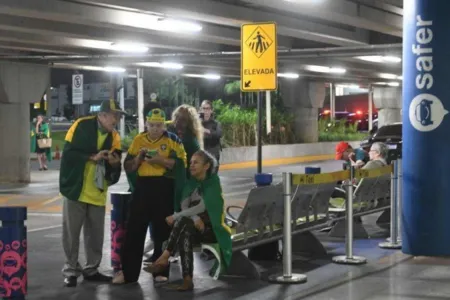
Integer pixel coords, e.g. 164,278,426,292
30,122,52,162
180,174,233,270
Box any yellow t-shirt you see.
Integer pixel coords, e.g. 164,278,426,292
128,131,187,177
78,129,121,206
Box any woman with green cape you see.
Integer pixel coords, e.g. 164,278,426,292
144,150,232,291
30,114,52,170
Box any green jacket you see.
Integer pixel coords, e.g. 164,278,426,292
30,122,52,162
59,116,122,201
181,174,233,270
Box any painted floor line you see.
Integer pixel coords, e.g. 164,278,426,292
28,224,62,233
28,195,62,209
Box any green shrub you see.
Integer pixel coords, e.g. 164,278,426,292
213,100,296,147
122,129,139,151
318,118,366,142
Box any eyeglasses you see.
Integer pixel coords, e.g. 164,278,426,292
201,107,212,111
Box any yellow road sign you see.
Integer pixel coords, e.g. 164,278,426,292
241,22,277,92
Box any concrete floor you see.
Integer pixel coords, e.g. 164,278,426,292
3,160,450,299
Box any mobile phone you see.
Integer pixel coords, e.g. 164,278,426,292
146,149,158,158
199,112,205,120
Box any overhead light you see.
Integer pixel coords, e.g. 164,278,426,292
103,66,126,73
373,81,400,86
277,73,299,79
110,42,149,53
379,73,402,80
183,73,221,80
336,84,360,89
156,19,202,33
305,65,346,74
356,55,401,63
136,62,183,70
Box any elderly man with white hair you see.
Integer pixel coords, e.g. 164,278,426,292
363,142,388,169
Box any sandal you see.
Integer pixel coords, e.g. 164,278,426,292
143,262,169,274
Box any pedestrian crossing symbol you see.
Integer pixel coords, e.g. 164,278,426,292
241,22,277,92
245,26,273,58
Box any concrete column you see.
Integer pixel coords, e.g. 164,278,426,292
0,62,49,183
281,80,325,143
373,86,402,127
0,103,31,183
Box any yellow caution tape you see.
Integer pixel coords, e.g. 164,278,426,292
292,170,350,185
354,165,393,179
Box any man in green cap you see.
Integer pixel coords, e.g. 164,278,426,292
60,99,126,287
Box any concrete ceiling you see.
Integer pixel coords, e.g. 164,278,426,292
0,0,403,85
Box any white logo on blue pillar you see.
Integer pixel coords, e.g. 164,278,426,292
409,94,448,132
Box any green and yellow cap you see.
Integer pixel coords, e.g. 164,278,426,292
99,99,127,115
146,108,166,123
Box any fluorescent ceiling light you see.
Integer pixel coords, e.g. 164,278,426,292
136,62,183,70
103,66,126,73
110,42,149,53
183,73,221,80
356,55,401,63
156,19,202,33
305,65,346,74
379,73,402,80
373,81,400,86
278,73,299,79
337,84,360,89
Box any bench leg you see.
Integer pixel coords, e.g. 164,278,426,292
291,231,327,257
376,209,390,230
328,217,369,239
224,251,261,280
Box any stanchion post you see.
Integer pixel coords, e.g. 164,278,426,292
379,160,402,249
332,167,367,265
269,172,307,284
397,158,402,242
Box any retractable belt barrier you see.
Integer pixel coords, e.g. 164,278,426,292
271,163,397,283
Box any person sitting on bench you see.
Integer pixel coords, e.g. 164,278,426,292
363,142,388,169
144,150,232,291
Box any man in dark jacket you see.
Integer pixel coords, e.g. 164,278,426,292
200,100,222,170
60,99,125,287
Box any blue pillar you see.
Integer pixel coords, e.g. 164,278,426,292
403,1,450,255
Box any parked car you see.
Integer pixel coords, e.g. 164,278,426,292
319,110,378,132
360,122,402,164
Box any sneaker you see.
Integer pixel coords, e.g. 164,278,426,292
63,276,77,287
83,272,112,282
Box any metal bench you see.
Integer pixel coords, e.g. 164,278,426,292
201,170,348,280
328,165,392,238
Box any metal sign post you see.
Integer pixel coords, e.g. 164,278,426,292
268,172,307,284
241,22,277,174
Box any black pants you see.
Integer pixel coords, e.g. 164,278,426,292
121,176,174,283
165,217,216,277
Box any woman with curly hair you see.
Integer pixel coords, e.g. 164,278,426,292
168,104,204,178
